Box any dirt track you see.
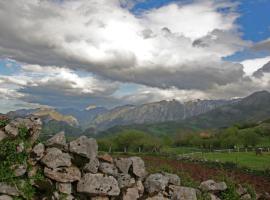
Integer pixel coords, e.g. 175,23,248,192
142,156,270,194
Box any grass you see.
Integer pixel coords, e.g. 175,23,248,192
192,152,270,171
162,146,202,154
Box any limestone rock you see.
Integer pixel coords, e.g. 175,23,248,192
0,183,19,196
13,164,27,177
56,183,72,194
144,173,169,195
4,124,18,137
69,136,98,159
117,173,135,188
236,184,247,196
199,180,227,192
77,173,120,196
91,197,109,200
123,187,139,200
46,131,67,149
169,185,197,200
115,158,132,174
209,194,221,200
130,157,146,177
99,162,118,176
241,194,252,200
98,154,113,163
136,180,144,197
16,142,24,153
0,195,13,200
145,193,169,200
41,148,72,169
32,143,45,160
44,166,81,183
162,172,181,186
0,130,8,142
84,158,99,173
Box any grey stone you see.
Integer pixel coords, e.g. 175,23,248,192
209,194,221,200
241,194,252,200
69,136,98,159
0,130,8,142
162,172,181,186
144,173,169,195
0,183,19,196
13,164,27,177
130,157,146,177
4,124,18,137
44,166,81,183
99,162,118,176
115,158,132,174
136,180,144,197
41,148,72,169
32,143,45,160
46,131,67,149
199,180,227,192
116,173,135,188
77,173,120,196
123,187,140,200
236,184,247,196
56,183,72,194
84,158,99,173
0,195,13,200
16,142,24,153
91,197,109,200
145,193,169,200
169,185,197,200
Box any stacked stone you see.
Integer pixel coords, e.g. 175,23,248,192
0,118,259,200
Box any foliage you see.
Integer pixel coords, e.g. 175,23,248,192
0,125,44,200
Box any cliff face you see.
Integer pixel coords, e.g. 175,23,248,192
91,99,232,131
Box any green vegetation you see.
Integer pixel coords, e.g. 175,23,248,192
0,122,45,200
192,152,270,171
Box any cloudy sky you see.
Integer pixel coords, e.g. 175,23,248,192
0,0,270,113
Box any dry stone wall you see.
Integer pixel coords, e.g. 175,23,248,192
0,117,262,200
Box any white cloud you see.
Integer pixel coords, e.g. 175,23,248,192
241,56,270,76
0,0,248,90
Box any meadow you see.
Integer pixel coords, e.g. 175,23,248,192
191,151,270,171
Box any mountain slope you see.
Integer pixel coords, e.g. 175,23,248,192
183,90,270,129
91,99,232,131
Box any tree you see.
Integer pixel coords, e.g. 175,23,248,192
241,130,260,147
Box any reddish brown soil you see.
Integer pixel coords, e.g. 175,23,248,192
142,156,270,193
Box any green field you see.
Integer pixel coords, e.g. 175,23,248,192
191,152,270,171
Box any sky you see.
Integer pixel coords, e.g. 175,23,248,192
0,0,270,113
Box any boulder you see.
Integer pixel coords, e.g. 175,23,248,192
0,195,13,200
162,172,181,186
46,131,67,149
115,158,132,174
77,173,120,196
44,166,81,183
41,148,72,169
32,143,45,160
199,180,227,192
69,136,98,159
116,173,135,188
16,142,24,153
144,173,169,195
130,157,146,177
0,183,19,196
169,185,197,200
99,162,118,176
4,124,18,137
123,187,140,200
84,158,100,173
98,154,113,163
56,182,72,194
0,130,8,142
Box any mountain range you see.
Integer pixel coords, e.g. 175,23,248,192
3,90,270,136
